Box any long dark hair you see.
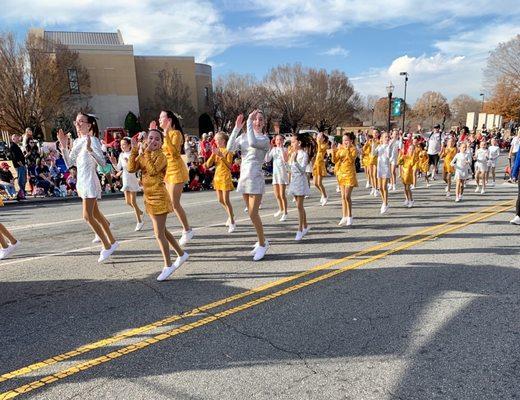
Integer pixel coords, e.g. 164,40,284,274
162,110,184,154
294,132,316,161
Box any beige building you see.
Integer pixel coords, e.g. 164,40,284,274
31,28,213,136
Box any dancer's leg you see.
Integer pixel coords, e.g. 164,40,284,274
150,214,172,267
167,182,190,231
83,199,111,249
246,194,265,246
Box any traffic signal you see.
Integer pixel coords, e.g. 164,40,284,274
392,98,402,117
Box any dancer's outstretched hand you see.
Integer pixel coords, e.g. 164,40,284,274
57,129,67,148
235,114,245,131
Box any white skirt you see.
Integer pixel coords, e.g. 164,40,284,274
455,169,469,180
288,173,310,197
475,161,488,173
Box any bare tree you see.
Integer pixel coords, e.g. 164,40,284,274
485,34,520,91
146,68,197,128
484,35,520,121
211,73,261,131
355,94,379,126
263,64,312,133
412,91,451,130
305,69,360,133
0,32,90,136
450,94,481,126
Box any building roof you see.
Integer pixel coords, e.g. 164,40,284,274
44,30,124,46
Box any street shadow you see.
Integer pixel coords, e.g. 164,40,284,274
1,260,519,399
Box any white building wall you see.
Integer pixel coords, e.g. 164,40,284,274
89,95,140,131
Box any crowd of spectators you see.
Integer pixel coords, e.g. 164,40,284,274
2,124,515,202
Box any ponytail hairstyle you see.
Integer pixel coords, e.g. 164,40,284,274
84,113,100,138
294,132,317,161
162,110,185,154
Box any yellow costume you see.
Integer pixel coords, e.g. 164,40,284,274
163,128,189,184
399,153,417,185
441,147,457,174
128,148,173,216
313,142,328,177
362,142,371,168
204,148,234,191
368,141,378,166
332,146,358,187
412,147,421,170
418,150,429,173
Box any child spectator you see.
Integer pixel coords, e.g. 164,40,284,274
0,163,17,198
66,166,78,196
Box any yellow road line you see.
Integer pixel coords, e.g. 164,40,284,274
0,201,513,399
0,200,511,386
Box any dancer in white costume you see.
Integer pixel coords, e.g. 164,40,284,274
451,142,472,202
110,137,144,232
487,138,500,186
227,111,270,261
288,133,314,241
474,140,489,194
372,132,392,213
265,133,289,221
58,113,118,263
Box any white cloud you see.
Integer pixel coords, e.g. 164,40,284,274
352,18,520,103
320,46,349,57
1,0,232,62
240,0,520,45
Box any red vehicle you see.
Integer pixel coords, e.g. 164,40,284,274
103,127,128,148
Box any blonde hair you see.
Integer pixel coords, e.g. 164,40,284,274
214,131,229,143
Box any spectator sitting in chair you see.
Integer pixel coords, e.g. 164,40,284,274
34,158,54,196
0,163,17,198
66,166,78,196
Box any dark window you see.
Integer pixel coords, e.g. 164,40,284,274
68,69,80,94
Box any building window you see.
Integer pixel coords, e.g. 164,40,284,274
68,69,80,94
204,87,209,105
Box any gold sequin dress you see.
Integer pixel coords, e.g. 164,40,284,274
128,148,173,216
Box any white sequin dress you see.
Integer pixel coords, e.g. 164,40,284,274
227,117,270,195
288,150,311,197
116,151,141,192
62,136,105,199
266,147,289,185
373,143,391,179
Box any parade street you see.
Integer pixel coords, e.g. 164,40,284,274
1,176,519,400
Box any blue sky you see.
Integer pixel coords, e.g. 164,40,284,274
2,0,519,102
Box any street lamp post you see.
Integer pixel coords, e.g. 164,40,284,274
371,107,375,126
386,82,394,132
400,72,408,133
480,92,485,112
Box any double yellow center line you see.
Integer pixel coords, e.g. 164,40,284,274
0,199,514,399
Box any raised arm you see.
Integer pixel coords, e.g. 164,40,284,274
89,137,106,167
246,113,269,150
227,114,245,152
292,151,309,174
127,147,140,174
61,137,83,168
164,129,182,158
143,151,167,177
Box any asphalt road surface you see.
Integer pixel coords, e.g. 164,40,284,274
1,169,519,400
